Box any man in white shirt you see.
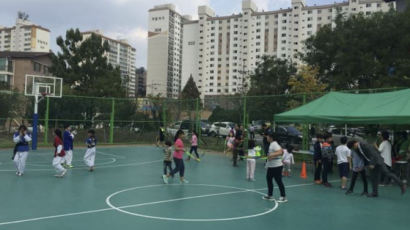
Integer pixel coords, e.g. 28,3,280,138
335,136,351,190
378,131,392,185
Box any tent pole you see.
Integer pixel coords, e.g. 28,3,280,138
345,124,347,136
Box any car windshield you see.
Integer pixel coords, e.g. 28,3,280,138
286,126,301,135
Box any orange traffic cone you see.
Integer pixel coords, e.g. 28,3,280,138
300,161,307,179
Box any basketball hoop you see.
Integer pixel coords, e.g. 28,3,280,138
24,74,63,150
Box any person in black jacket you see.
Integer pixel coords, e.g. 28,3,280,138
347,140,406,197
313,134,323,184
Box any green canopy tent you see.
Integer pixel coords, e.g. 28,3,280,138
275,89,410,125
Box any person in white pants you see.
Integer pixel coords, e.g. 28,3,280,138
84,129,97,172
246,140,257,181
13,125,31,176
53,129,67,178
63,125,76,168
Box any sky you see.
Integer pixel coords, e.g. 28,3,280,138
0,0,338,68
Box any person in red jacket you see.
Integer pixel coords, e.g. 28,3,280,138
53,129,67,178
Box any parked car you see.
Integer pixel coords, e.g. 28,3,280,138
273,125,303,148
209,122,235,137
250,120,271,133
327,126,365,146
166,121,189,137
166,120,209,137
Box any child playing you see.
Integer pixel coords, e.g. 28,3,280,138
282,145,295,177
246,140,257,181
157,126,165,147
225,131,235,155
345,149,368,196
163,129,189,184
187,131,200,161
53,129,67,178
13,125,31,176
84,129,97,172
63,124,75,168
163,141,173,176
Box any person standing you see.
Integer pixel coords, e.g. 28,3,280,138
313,134,323,184
378,131,392,185
335,136,352,190
84,130,97,172
262,133,287,203
53,129,67,178
347,140,406,197
63,124,75,168
246,140,257,181
346,149,368,196
13,125,31,176
157,125,165,147
262,124,272,156
321,133,334,187
187,131,200,161
233,124,243,167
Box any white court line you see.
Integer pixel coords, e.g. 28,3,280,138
0,181,319,226
0,159,162,172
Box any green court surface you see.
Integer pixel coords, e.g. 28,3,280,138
0,146,408,230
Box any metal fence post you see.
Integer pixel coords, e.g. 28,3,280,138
195,98,201,135
43,96,50,144
302,94,309,150
109,98,115,144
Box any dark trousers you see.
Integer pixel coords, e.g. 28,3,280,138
370,164,403,195
314,160,322,181
233,148,239,166
380,164,392,184
348,170,368,193
322,158,331,183
163,161,172,175
266,166,286,197
170,158,185,177
189,146,199,158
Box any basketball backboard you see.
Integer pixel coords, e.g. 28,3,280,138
25,75,63,98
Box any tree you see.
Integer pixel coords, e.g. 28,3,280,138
246,56,297,121
303,9,410,90
179,75,201,126
287,65,328,109
180,75,200,99
49,29,128,128
50,28,125,97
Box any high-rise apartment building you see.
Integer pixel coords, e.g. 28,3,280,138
148,0,395,98
0,17,50,53
147,4,192,98
82,30,137,97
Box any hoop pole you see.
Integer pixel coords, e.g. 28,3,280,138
109,98,115,144
43,96,50,144
32,95,39,150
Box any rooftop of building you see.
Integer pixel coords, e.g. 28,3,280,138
81,30,136,50
0,51,51,59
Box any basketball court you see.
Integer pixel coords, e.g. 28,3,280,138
0,146,408,230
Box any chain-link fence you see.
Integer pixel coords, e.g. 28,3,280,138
0,87,406,151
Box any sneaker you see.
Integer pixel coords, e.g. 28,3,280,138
323,182,332,187
345,190,353,195
60,170,67,177
89,166,94,172
16,171,19,175
277,197,288,203
162,175,168,184
180,179,189,184
68,165,74,168
360,192,368,196
17,172,23,176
250,178,256,182
314,180,322,184
401,183,407,195
262,196,275,201
367,193,378,198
